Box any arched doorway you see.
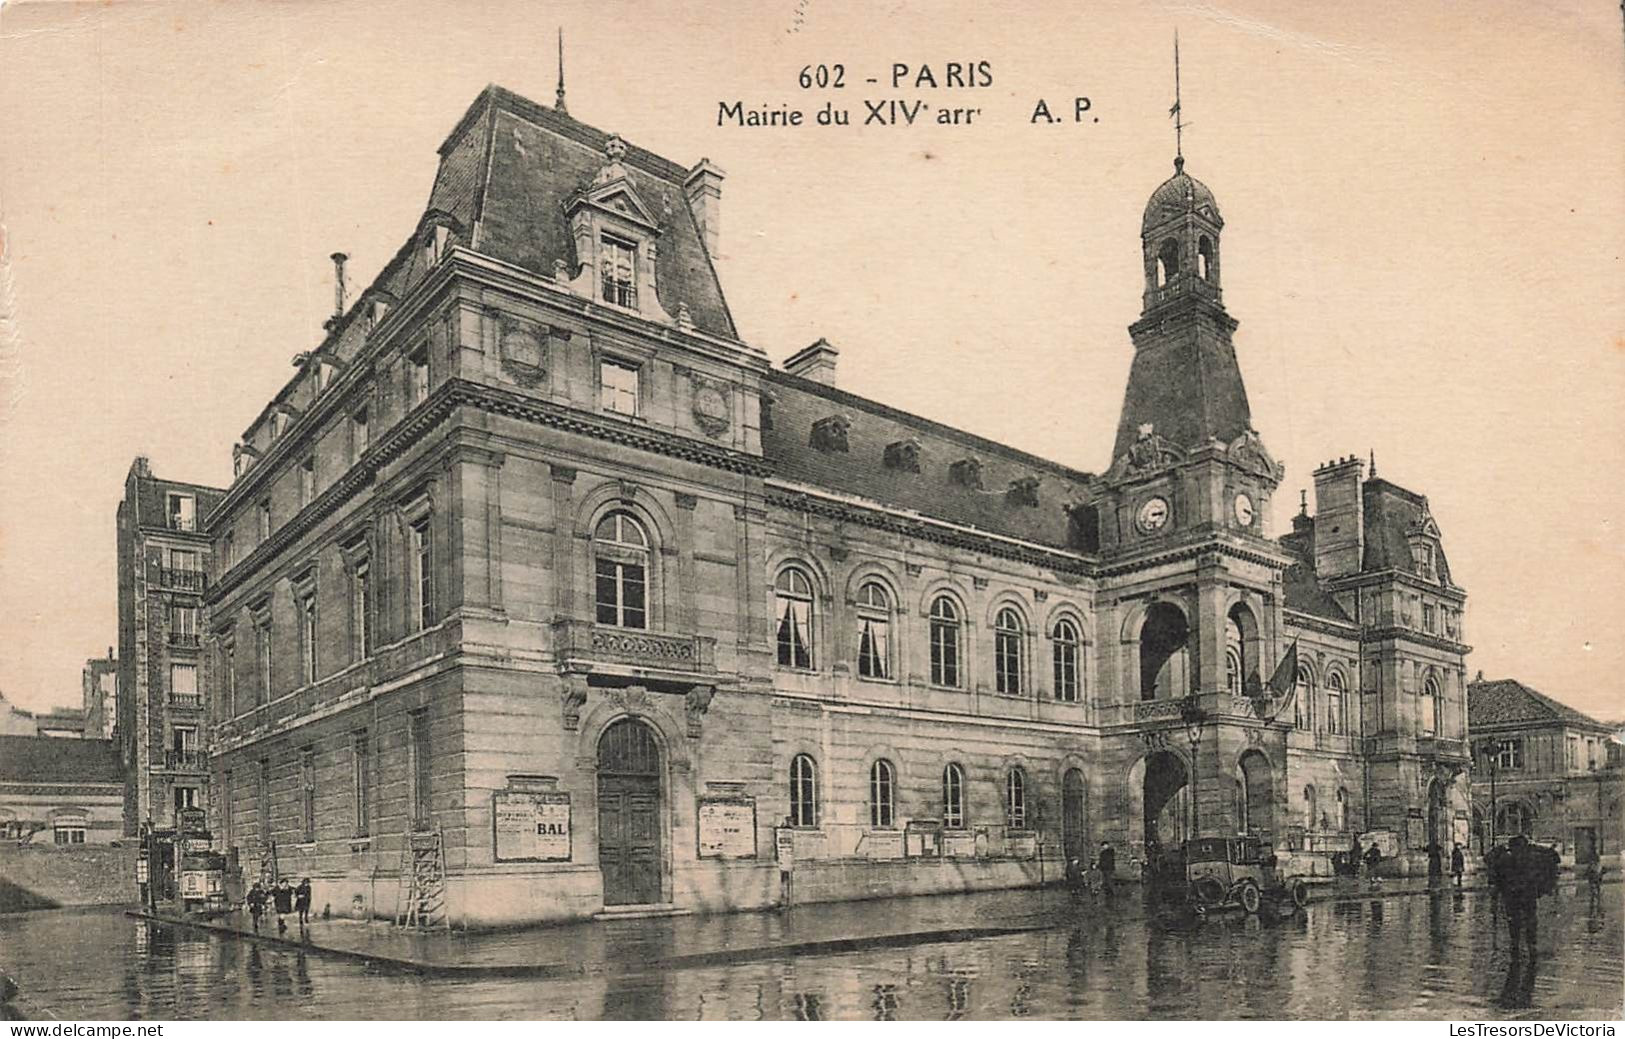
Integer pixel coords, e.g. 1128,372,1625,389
1062,768,1087,866
1140,603,1191,701
1142,750,1189,851
1239,750,1274,840
598,717,663,905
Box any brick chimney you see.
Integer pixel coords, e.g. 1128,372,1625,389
1312,455,1364,578
684,158,725,257
784,338,839,386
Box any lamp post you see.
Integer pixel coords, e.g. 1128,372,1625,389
1182,695,1209,841
1476,739,1500,853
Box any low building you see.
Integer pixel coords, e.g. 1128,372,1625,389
1467,676,1623,867
32,709,87,739
0,736,125,844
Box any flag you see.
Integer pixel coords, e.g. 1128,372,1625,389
1264,641,1300,723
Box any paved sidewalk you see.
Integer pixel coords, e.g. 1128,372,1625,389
131,872,1584,978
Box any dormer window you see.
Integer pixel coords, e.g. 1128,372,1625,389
600,235,638,308
317,362,336,392
367,299,389,332
1411,542,1436,580
272,412,290,439
424,224,451,269
166,493,196,532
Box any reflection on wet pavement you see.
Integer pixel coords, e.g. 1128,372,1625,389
2,884,1619,1020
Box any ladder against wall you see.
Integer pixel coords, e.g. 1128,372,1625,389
394,827,452,931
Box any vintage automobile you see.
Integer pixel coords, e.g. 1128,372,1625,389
1184,836,1310,914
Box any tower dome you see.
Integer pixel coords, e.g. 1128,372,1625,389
1141,158,1223,235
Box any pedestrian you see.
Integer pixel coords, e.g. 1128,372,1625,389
1363,841,1382,885
273,878,294,935
1098,841,1116,896
1451,843,1466,887
295,877,313,931
1083,858,1104,899
246,881,267,934
1500,835,1556,956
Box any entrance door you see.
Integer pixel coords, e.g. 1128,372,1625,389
1062,769,1087,866
597,718,662,906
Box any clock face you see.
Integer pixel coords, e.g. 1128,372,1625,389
1136,496,1171,534
1233,493,1256,527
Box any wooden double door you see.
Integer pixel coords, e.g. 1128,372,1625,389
597,718,663,906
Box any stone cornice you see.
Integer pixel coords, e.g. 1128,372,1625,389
1283,607,1360,640
1328,568,1468,603
1360,625,1472,655
1095,533,1293,580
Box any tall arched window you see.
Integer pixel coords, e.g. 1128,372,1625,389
1294,666,1315,731
1197,235,1214,281
1336,787,1350,832
1052,619,1080,702
789,754,818,828
942,763,966,829
929,596,961,688
994,608,1025,696
1304,784,1318,831
855,582,891,680
1005,768,1028,830
774,567,815,669
869,759,896,829
1422,674,1442,737
1157,238,1180,286
594,511,649,629
1325,671,1347,735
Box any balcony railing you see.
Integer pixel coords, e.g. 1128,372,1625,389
168,632,201,648
169,694,204,711
164,749,204,770
552,619,716,676
158,568,207,593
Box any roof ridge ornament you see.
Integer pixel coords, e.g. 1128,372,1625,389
555,28,567,113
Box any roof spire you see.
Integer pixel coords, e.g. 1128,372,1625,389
1170,30,1187,172
555,28,567,113
1369,448,1376,477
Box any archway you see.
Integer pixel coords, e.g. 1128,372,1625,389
1062,768,1087,867
1140,603,1191,701
598,717,663,906
1142,751,1189,852
1239,750,1274,840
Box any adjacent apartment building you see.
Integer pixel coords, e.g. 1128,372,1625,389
1467,676,1622,866
116,457,225,835
199,84,1471,928
82,649,119,741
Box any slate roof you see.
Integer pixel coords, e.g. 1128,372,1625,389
762,370,1097,551
1142,162,1223,233
1361,478,1455,584
0,736,124,785
1468,678,1611,733
1275,517,1353,624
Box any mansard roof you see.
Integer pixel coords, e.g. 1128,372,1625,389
1276,521,1353,624
1468,678,1612,733
762,370,1097,552
1361,477,1455,583
0,736,123,785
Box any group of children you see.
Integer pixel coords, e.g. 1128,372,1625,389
244,877,312,936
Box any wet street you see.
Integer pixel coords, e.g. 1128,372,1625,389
2,883,1620,1020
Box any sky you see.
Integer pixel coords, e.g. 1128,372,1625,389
0,0,1621,721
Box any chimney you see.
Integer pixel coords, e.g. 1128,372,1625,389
784,338,839,386
1311,455,1365,579
684,159,725,256
326,252,349,330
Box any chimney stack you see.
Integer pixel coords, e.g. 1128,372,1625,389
784,338,839,387
1311,455,1365,579
329,252,349,326
684,159,725,256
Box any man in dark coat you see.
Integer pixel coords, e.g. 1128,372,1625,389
295,878,313,930
272,879,294,935
1501,835,1555,955
1098,842,1116,895
1451,844,1467,887
246,882,267,933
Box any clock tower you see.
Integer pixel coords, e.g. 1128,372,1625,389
1087,154,1295,853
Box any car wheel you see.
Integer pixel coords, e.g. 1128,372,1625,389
1291,881,1310,908
1239,880,1261,914
1191,877,1226,905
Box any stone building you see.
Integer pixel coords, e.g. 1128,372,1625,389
116,457,224,835
200,85,1470,928
1467,676,1623,867
82,649,119,741
0,736,125,844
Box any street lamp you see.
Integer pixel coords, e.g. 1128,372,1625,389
1182,695,1208,841
1476,739,1501,853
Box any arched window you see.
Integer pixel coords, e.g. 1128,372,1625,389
1224,643,1244,695
1294,666,1315,731
1325,671,1347,735
1052,619,1080,703
994,608,1025,696
1496,802,1531,837
594,511,648,629
929,596,961,688
775,567,815,670
1005,768,1028,830
1422,674,1442,737
790,754,818,828
1336,787,1350,832
869,759,896,829
1197,235,1214,281
1304,785,1317,831
855,582,891,680
942,763,966,829
1157,238,1180,286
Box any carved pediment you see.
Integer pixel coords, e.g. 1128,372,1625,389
1225,428,1284,482
810,415,850,453
1106,423,1185,480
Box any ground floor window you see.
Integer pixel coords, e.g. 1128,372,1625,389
53,826,86,845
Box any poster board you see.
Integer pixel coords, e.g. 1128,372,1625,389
493,790,572,862
697,796,757,859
